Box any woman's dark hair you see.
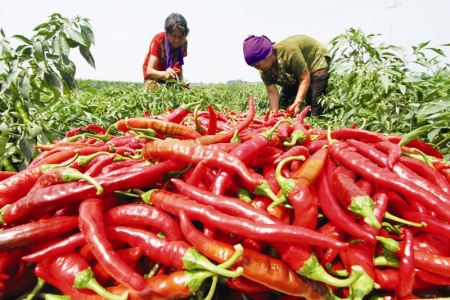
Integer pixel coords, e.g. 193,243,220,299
165,13,189,37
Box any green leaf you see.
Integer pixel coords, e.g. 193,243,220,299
59,35,70,55
380,74,391,93
66,28,86,46
79,45,95,69
12,35,32,45
397,84,406,95
80,25,95,46
18,76,31,99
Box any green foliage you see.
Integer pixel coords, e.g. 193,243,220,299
0,14,95,170
318,28,450,158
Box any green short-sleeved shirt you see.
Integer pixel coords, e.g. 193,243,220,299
260,34,330,87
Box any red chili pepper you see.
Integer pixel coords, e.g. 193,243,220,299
348,139,450,212
0,264,36,300
92,247,143,286
316,158,377,244
103,269,222,300
22,233,86,262
415,268,450,286
195,96,256,145
85,123,107,135
329,141,450,223
284,107,311,146
103,226,243,280
178,210,333,299
314,128,386,143
84,154,117,177
102,203,182,241
142,139,278,200
0,160,186,225
143,188,348,249
0,171,17,182
331,166,381,229
78,198,147,291
27,167,103,195
399,155,450,194
273,145,310,166
65,126,84,138
116,118,201,139
413,233,450,257
209,120,286,196
207,104,218,135
42,250,127,300
163,100,202,124
0,215,78,250
395,228,416,299
34,141,93,151
387,192,450,239
225,276,275,293
387,134,443,158
374,141,402,169
30,145,111,168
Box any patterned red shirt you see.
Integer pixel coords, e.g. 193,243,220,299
142,32,188,79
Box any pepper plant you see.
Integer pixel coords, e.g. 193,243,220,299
0,13,95,171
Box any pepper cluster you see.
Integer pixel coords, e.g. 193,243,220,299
1,97,450,299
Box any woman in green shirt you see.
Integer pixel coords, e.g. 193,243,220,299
243,34,330,116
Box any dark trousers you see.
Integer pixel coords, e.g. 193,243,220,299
279,57,330,116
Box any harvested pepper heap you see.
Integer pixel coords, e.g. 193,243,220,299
1,98,450,299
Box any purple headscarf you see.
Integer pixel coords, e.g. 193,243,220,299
165,33,184,68
243,35,274,65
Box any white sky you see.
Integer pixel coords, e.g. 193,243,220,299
1,0,449,84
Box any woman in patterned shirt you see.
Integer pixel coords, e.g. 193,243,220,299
142,13,189,91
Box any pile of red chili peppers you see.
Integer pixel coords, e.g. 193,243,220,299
1,97,450,300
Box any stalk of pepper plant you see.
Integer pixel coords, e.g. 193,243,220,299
142,139,279,201
78,198,147,291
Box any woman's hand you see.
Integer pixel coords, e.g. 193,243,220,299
288,100,301,115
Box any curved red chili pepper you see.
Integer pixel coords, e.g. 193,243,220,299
209,120,285,196
103,226,243,279
85,123,107,135
329,141,450,224
399,155,450,194
316,157,377,244
374,140,402,169
347,139,450,213
30,145,111,168
102,203,182,241
387,192,450,239
387,134,443,158
331,166,381,229
0,160,186,225
164,100,202,124
207,104,218,135
0,171,17,182
413,233,450,257
143,188,348,250
0,216,78,250
178,210,333,299
78,198,147,291
22,233,86,262
142,139,278,200
116,117,201,139
395,227,415,299
195,96,256,145
65,126,84,138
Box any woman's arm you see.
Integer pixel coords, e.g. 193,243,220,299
145,55,178,80
288,68,310,114
267,84,280,111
